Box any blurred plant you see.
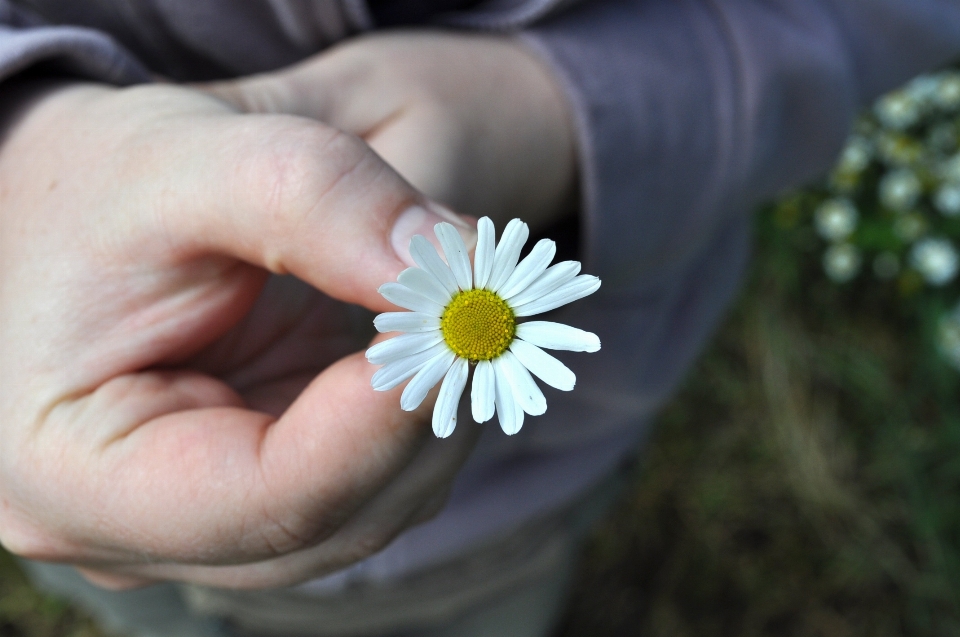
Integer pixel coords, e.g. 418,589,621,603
562,66,960,637
798,69,960,370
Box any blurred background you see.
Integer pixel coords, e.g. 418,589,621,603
6,68,960,636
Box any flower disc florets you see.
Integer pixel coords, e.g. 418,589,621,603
440,289,515,361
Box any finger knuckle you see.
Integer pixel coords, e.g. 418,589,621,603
249,124,371,248
256,509,317,556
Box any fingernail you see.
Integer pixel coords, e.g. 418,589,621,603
391,203,478,267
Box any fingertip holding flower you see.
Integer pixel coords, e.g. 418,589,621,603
368,217,600,437
390,204,477,268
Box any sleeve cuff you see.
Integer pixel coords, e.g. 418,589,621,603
0,24,150,85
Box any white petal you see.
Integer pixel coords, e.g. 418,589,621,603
365,332,443,365
493,362,524,435
471,360,496,423
473,217,496,290
513,275,601,317
506,261,580,306
401,350,456,411
497,351,546,416
515,321,601,352
433,357,468,438
410,235,459,295
509,339,575,391
371,342,448,391
497,239,556,298
374,312,441,334
435,223,473,291
379,282,445,315
486,219,529,292
398,268,452,306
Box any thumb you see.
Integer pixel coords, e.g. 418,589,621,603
144,107,474,311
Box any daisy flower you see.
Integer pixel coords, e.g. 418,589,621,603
874,90,921,130
878,168,922,212
911,237,959,286
366,217,601,438
822,243,862,283
814,198,858,242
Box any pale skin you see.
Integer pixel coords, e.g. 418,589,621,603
0,31,576,589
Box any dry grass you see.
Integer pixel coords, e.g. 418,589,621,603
558,211,960,636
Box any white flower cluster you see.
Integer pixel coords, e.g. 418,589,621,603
818,70,960,288
814,68,960,371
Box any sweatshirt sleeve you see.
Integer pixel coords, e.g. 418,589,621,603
444,0,960,451
0,0,148,85
515,0,960,294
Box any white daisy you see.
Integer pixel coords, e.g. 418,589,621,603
823,243,861,283
366,217,601,438
911,237,959,286
874,90,921,130
935,182,960,217
878,168,922,212
935,73,960,110
814,198,858,242
836,136,873,174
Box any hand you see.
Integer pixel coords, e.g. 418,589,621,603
203,31,578,233
0,78,478,589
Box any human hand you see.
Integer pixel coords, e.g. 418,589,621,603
0,78,479,589
203,31,578,233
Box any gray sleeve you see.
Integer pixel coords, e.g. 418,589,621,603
459,0,960,450
0,0,148,85
516,0,960,294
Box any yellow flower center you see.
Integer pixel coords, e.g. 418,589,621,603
440,289,516,361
